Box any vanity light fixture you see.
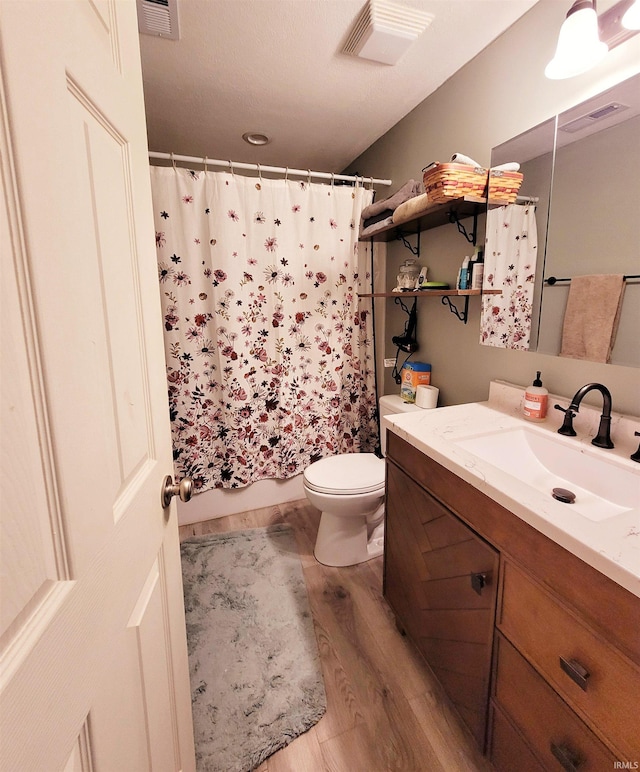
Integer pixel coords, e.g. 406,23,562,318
545,0,608,80
546,0,640,79
622,0,640,29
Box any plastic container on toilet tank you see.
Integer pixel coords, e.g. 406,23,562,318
400,362,431,403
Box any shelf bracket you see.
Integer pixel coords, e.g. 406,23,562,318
393,295,417,317
447,206,478,245
441,294,470,324
395,228,421,256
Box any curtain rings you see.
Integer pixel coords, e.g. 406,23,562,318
331,172,335,188
368,176,374,190
284,167,289,182
203,156,208,174
307,169,312,186
170,152,177,170
228,160,234,176
257,163,262,180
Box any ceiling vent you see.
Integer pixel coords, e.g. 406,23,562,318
559,101,630,133
137,0,180,40
342,0,435,65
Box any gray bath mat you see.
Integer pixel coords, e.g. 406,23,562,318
180,524,326,771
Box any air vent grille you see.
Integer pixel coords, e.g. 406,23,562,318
342,0,434,65
137,0,180,40
559,102,629,133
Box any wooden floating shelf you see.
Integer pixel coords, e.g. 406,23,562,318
359,195,491,242
359,289,501,298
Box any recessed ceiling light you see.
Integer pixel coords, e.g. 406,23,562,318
242,132,270,146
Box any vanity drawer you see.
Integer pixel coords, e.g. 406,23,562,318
492,633,617,771
488,703,545,772
499,560,640,758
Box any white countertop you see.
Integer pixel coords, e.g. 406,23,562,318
383,381,640,598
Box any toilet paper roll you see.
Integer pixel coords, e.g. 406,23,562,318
415,384,439,409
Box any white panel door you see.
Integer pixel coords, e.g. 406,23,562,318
0,1,195,769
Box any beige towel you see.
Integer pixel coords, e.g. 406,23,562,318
559,274,625,363
360,179,422,221
392,193,430,224
359,215,394,238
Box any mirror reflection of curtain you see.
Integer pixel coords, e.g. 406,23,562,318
150,166,377,493
479,203,538,350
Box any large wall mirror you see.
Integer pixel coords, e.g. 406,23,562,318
488,72,640,367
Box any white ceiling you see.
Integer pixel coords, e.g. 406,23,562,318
139,0,539,174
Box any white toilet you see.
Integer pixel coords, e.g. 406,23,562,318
304,394,423,567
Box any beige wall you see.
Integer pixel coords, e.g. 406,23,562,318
346,0,640,416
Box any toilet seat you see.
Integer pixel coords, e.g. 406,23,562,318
303,453,385,495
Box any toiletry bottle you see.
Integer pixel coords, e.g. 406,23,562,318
458,256,470,290
470,245,480,268
523,371,548,421
471,249,484,290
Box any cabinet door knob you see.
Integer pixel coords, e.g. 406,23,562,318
550,740,584,771
470,572,489,595
559,656,590,691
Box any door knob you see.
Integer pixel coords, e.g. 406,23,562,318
161,475,193,508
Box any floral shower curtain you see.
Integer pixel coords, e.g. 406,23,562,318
150,166,377,492
479,203,538,350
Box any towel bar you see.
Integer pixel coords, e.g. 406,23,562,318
544,274,639,285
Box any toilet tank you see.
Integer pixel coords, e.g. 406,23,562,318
379,394,423,456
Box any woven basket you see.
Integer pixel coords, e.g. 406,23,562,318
487,170,524,204
422,162,488,203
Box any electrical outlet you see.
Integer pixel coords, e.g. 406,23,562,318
383,358,396,368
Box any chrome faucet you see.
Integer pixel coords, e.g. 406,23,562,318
554,383,614,449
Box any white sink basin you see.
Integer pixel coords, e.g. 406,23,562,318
455,427,640,521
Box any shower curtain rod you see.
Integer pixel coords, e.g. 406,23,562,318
148,151,393,187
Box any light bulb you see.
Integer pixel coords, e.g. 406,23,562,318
545,0,608,80
622,0,640,30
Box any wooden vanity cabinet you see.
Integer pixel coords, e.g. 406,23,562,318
384,432,640,766
385,461,499,747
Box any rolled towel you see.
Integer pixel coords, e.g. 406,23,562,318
360,179,422,221
363,209,394,229
393,193,430,224
450,153,482,167
491,162,521,172
359,215,395,238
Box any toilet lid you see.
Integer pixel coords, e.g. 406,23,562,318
304,453,385,495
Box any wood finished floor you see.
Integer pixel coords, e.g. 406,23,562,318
179,499,494,772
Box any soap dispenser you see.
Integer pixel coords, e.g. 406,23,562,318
523,372,548,421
